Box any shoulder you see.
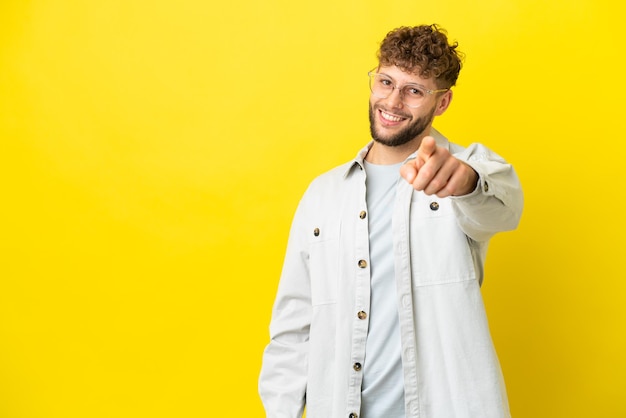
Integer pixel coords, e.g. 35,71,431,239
431,128,503,162
304,160,357,197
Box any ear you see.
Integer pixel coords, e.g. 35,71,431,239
434,89,453,116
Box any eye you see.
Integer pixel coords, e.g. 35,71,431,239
405,85,426,97
378,77,393,87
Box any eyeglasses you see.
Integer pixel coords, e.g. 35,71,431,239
368,70,449,108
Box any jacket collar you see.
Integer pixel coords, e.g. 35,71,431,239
343,127,450,178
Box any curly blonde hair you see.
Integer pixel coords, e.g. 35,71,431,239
377,24,464,88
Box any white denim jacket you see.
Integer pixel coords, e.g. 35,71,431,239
259,129,524,418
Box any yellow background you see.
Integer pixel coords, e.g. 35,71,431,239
1,1,624,417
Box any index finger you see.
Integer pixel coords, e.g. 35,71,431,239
417,136,437,160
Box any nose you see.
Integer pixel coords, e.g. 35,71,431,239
384,87,404,109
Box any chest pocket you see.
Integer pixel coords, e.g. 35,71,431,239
308,220,341,305
408,194,476,286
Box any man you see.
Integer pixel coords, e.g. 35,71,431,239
259,24,523,418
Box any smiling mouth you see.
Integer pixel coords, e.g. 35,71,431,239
379,109,407,123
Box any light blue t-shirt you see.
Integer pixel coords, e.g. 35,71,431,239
361,161,405,418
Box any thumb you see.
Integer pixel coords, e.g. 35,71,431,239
400,159,419,183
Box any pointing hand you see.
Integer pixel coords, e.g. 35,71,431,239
399,136,478,197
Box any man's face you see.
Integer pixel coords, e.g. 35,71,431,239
368,65,447,147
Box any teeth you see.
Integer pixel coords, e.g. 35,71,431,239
381,110,403,122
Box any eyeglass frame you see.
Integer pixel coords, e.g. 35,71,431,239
368,68,449,108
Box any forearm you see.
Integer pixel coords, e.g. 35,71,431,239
259,334,308,417
259,202,312,417
451,144,524,242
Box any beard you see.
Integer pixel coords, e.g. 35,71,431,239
368,102,436,147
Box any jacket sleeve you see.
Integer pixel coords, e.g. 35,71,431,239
258,195,312,418
450,143,524,243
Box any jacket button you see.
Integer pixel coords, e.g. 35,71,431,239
429,201,439,211
353,362,362,371
484,181,490,192
357,311,367,320
313,227,320,236
359,210,366,219
349,414,358,418
358,259,367,268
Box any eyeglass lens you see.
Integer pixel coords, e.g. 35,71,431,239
369,74,428,108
